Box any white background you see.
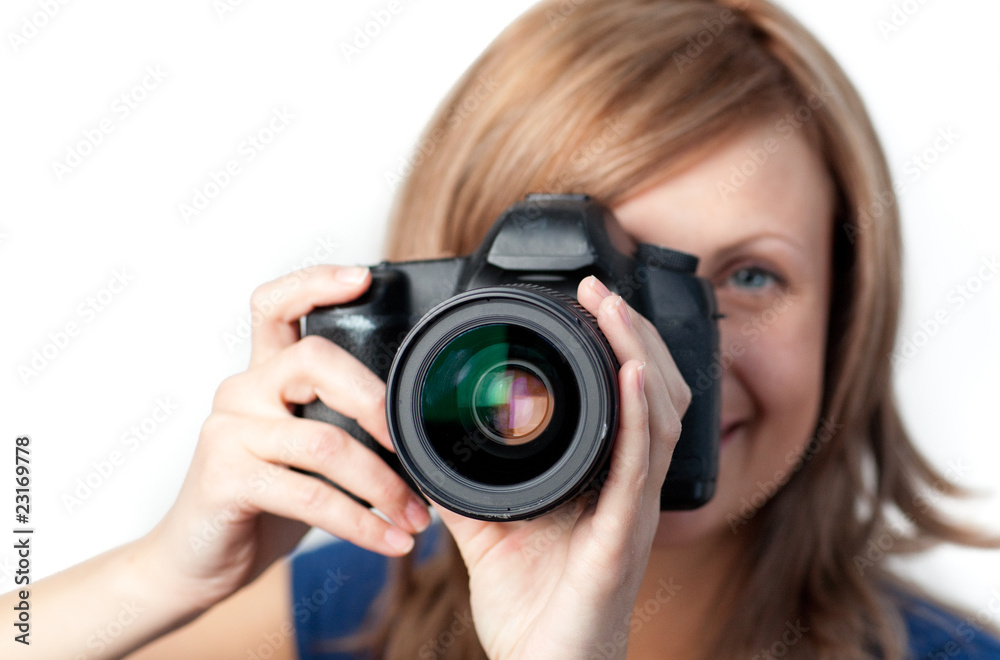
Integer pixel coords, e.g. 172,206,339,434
1,0,997,622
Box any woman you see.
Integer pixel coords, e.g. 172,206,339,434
6,0,997,658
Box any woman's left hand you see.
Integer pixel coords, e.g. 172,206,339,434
437,275,692,660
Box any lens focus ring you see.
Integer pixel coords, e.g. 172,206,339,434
385,284,620,521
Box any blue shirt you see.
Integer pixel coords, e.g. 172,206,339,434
290,532,1000,659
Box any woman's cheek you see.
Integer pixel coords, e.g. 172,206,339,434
748,307,827,450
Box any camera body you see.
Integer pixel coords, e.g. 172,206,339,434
300,194,719,521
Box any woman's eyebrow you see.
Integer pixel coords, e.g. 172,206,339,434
707,231,813,264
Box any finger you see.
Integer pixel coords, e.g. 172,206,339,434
215,334,391,450
577,276,691,420
237,415,430,535
432,506,493,562
245,465,417,556
577,277,685,482
593,293,683,478
629,313,691,420
591,360,660,539
248,265,372,368
432,505,529,572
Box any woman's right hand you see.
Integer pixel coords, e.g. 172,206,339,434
435,276,691,660
140,265,431,612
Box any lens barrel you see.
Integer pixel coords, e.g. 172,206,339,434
386,285,619,521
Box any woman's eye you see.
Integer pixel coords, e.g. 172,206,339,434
727,266,780,290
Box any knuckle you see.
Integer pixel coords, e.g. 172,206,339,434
631,464,649,491
361,384,386,421
664,406,684,440
637,315,657,336
598,294,620,319
304,426,345,466
349,369,384,405
250,283,278,316
591,508,632,545
193,448,246,507
212,374,244,410
200,470,241,509
607,446,647,488
294,477,330,514
293,334,334,369
198,412,231,445
676,381,693,414
345,508,382,544
373,472,410,510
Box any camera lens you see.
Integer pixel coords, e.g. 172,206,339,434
472,360,553,446
386,285,619,521
418,323,577,486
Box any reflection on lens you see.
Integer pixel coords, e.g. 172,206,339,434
473,361,554,446
419,323,577,485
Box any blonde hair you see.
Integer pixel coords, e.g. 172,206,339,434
354,0,995,657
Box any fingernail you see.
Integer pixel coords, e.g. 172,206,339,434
384,526,415,553
405,496,431,533
637,362,646,392
336,266,369,284
588,275,612,298
615,296,632,328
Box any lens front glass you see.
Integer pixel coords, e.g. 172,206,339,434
472,360,554,446
420,323,578,485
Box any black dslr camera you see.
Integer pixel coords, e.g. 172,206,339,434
300,194,719,521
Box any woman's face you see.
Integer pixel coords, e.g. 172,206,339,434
611,122,835,547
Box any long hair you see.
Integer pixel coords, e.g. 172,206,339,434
359,1,996,657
